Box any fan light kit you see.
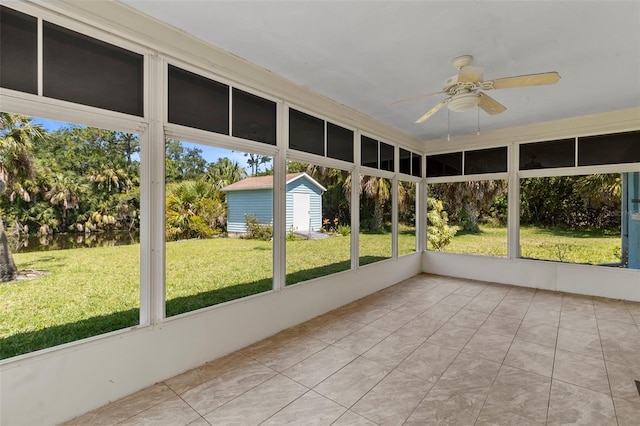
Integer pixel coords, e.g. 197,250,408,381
392,55,561,124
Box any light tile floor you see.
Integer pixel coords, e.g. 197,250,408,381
63,274,640,425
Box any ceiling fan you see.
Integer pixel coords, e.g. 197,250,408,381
393,55,560,124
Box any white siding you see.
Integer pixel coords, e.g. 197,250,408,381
286,178,323,232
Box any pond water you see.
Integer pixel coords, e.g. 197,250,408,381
11,231,140,253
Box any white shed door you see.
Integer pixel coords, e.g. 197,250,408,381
293,193,311,231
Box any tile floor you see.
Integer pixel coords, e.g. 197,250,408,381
63,274,640,425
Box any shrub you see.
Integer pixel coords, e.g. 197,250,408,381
337,224,351,236
427,198,457,251
244,214,272,241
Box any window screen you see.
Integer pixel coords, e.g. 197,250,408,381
289,109,324,156
399,148,411,175
520,139,575,170
0,6,37,94
464,147,507,175
380,142,395,172
168,65,229,134
232,88,276,145
426,152,463,177
327,122,353,162
43,22,144,116
578,131,640,166
411,153,422,177
361,136,378,168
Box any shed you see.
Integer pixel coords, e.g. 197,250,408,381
222,172,326,236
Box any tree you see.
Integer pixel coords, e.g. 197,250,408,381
205,157,246,190
360,175,391,232
165,139,207,182
0,113,44,282
244,153,271,176
165,178,225,240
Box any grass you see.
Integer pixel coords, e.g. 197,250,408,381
1,225,621,359
436,225,621,264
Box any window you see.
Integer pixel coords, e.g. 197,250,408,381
0,115,141,359
0,6,38,94
165,141,273,316
399,148,422,177
288,109,354,162
427,180,508,256
464,147,507,174
578,131,640,166
168,65,229,134
43,22,144,116
360,136,395,172
232,88,276,145
426,152,463,177
289,109,324,156
359,175,392,265
398,180,417,256
327,122,354,162
519,173,633,267
361,136,378,169
520,139,575,170
285,163,351,285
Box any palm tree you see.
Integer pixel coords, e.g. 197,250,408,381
1,113,44,282
46,173,88,231
205,158,246,190
360,175,391,231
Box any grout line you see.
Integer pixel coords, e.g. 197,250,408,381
595,309,621,426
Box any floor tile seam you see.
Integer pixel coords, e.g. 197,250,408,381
255,388,336,426
254,337,331,371
313,359,395,411
195,370,283,418
108,386,186,426
596,315,624,425
471,295,536,426
545,312,563,426
550,376,615,398
557,324,599,336
402,311,498,424
173,388,215,426
165,356,254,395
312,321,370,345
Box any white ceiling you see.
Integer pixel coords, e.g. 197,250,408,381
123,1,640,142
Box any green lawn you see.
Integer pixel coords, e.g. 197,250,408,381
437,225,621,265
0,225,620,359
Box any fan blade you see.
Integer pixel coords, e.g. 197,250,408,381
391,91,446,105
489,72,560,90
478,93,506,115
415,99,449,123
458,65,484,83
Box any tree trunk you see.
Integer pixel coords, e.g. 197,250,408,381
0,219,17,282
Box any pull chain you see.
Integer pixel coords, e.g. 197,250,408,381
447,108,451,141
477,106,480,136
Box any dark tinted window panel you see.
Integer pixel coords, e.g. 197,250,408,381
361,136,378,168
426,152,463,177
289,109,324,156
380,142,394,172
327,122,353,162
399,148,411,174
0,6,37,94
520,139,575,170
464,146,507,175
411,153,422,177
232,88,276,145
578,131,640,166
43,22,143,116
168,65,229,134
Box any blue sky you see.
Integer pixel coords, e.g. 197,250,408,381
32,117,257,172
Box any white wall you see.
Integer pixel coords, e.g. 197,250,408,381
423,251,640,302
0,254,422,425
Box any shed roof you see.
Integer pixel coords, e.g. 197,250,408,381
221,172,326,192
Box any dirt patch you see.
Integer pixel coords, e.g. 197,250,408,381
15,269,50,281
